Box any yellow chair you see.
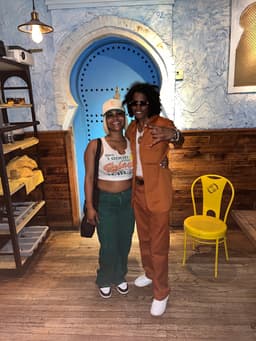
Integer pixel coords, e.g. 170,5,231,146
182,174,235,278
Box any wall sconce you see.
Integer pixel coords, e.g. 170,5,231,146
17,0,53,44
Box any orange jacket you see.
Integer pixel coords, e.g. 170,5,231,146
126,115,175,213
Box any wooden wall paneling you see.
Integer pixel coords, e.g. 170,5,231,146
27,128,255,230
34,130,79,229
169,129,256,227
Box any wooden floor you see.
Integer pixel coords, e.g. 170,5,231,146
0,229,255,341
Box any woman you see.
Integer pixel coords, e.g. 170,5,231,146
123,82,184,316
84,91,135,299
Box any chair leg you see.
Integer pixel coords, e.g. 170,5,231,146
215,239,219,278
192,240,195,250
182,231,187,265
224,237,229,261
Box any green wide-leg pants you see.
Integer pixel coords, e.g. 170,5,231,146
96,188,135,287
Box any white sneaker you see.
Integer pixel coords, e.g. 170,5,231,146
99,287,112,299
116,282,129,295
150,295,169,316
134,274,152,287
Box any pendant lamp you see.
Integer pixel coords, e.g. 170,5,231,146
17,0,53,44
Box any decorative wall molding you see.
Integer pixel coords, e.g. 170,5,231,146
45,0,174,10
52,15,175,129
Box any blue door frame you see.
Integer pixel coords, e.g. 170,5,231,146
70,36,161,213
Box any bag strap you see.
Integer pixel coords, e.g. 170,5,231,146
91,138,102,209
93,138,101,187
83,138,102,214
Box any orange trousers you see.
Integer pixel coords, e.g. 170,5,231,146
133,183,170,300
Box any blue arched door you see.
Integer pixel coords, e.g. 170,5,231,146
70,36,161,213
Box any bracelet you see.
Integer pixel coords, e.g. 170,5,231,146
169,129,180,143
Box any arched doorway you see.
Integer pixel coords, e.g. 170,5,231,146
52,16,175,216
70,36,161,212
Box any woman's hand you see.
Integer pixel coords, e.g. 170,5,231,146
86,207,99,226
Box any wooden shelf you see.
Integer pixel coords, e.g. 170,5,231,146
2,137,39,154
0,225,49,256
0,57,28,72
0,200,46,235
0,255,27,269
0,168,44,196
0,56,48,272
0,104,32,109
0,225,49,269
0,182,24,196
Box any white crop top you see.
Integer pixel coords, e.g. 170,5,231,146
98,137,133,181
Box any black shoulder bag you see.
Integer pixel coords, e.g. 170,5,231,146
80,138,102,238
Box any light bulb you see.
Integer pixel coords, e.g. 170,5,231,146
31,25,43,43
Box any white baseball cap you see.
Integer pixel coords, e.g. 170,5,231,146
102,87,125,115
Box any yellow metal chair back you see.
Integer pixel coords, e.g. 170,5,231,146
183,174,235,278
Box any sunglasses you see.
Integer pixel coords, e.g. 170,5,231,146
129,101,149,107
105,111,125,119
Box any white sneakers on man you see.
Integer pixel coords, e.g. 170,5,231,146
150,295,169,316
135,274,169,316
134,274,152,287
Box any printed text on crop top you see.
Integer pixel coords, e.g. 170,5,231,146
98,137,133,181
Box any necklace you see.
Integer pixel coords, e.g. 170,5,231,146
106,136,127,155
137,123,146,144
137,129,143,144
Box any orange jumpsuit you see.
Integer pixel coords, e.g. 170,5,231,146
126,115,175,300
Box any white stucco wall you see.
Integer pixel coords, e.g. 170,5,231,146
173,0,255,129
0,0,255,130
